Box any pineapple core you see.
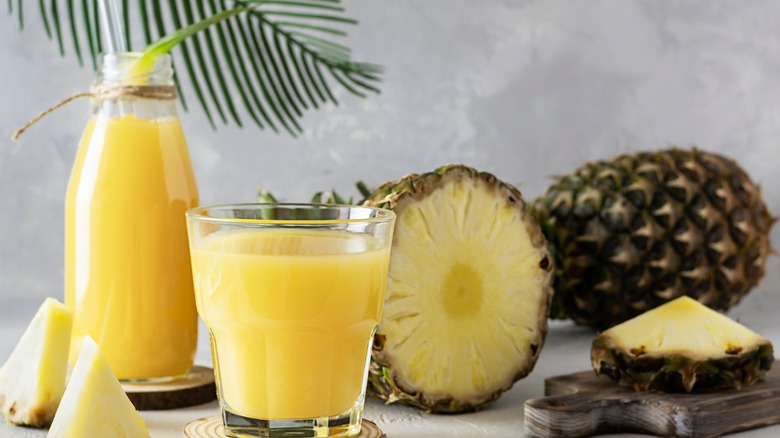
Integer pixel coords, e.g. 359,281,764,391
442,264,484,317
603,296,765,359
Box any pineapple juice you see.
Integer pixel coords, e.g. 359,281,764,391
191,228,390,420
66,114,199,380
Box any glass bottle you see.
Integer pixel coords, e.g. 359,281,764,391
65,53,199,381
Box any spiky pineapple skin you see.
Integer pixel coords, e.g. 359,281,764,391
363,164,553,414
592,336,774,393
534,148,774,329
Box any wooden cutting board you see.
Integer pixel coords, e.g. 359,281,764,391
525,366,780,438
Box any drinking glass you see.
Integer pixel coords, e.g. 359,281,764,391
186,204,395,437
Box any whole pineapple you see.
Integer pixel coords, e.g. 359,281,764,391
534,148,774,329
363,165,554,413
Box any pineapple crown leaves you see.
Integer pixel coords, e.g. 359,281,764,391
257,180,373,205
9,0,382,137
303,180,373,204
310,190,352,205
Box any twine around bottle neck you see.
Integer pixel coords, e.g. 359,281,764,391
11,84,176,141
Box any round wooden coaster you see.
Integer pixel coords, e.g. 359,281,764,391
122,365,217,410
183,416,385,438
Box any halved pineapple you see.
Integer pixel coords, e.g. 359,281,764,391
592,296,774,392
0,298,73,427
48,336,149,438
364,165,554,413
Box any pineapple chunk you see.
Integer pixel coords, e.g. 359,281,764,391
592,296,774,392
47,336,149,438
0,298,73,427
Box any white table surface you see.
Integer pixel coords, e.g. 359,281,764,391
1,289,780,438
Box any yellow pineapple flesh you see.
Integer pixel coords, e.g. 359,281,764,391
47,336,149,438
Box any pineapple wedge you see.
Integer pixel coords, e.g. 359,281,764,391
592,296,774,392
48,336,149,438
0,298,73,427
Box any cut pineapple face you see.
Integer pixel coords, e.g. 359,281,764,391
378,175,550,404
602,296,766,359
47,336,149,438
0,298,72,427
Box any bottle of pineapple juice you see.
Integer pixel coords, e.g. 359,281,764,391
65,53,199,380
191,228,390,420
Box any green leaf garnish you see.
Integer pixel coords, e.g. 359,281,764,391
132,5,250,80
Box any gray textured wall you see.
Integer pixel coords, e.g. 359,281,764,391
1,1,778,322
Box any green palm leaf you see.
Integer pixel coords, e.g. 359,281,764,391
9,0,381,135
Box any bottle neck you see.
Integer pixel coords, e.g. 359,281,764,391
92,52,178,120
96,52,174,87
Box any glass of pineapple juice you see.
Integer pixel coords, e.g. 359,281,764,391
186,204,395,437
